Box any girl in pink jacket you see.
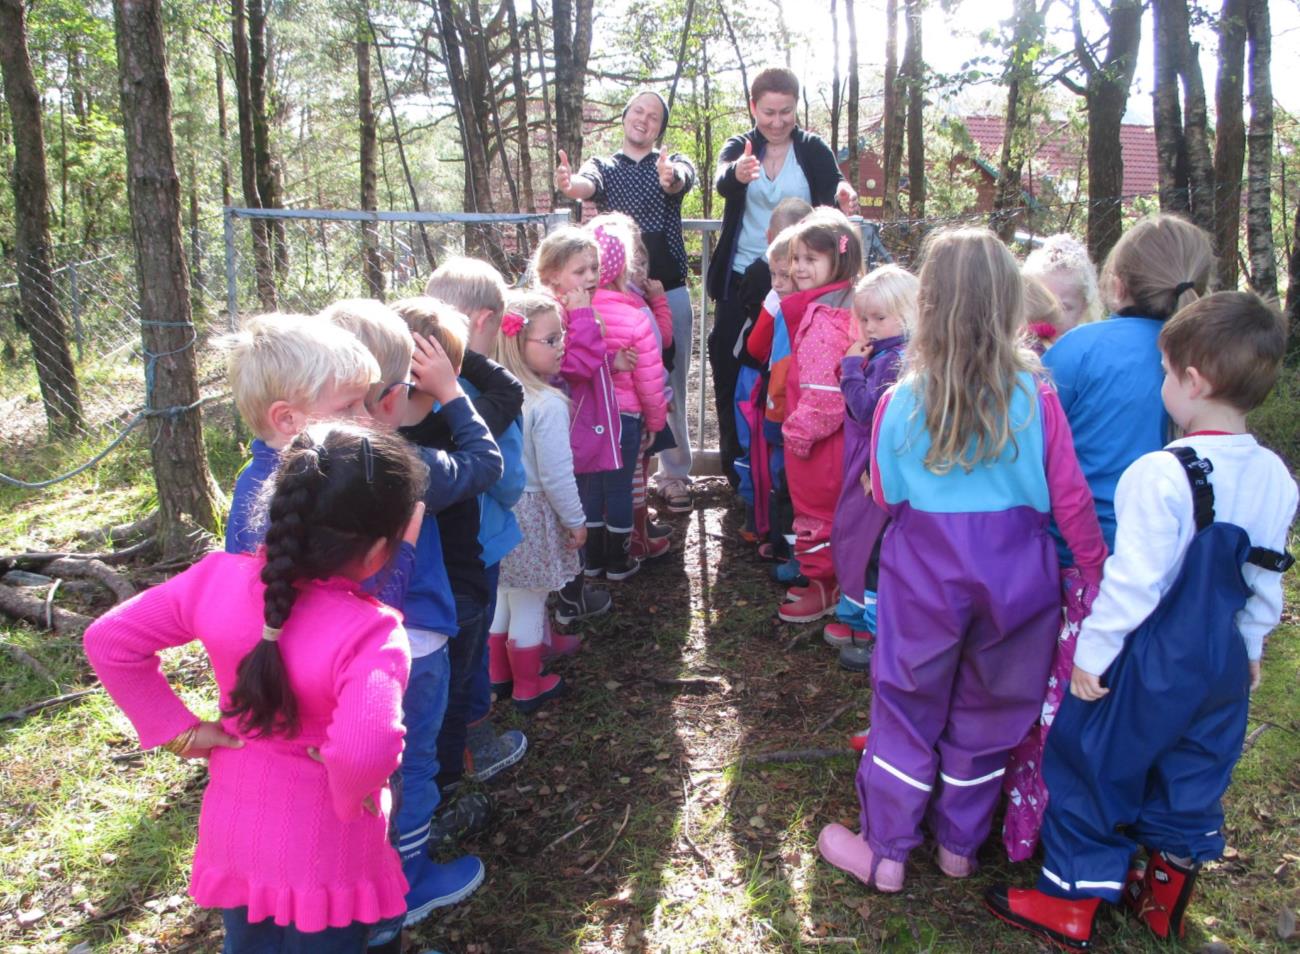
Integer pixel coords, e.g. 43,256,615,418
582,216,669,580
779,210,863,624
84,426,426,951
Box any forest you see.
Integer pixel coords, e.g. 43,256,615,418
0,1,1299,952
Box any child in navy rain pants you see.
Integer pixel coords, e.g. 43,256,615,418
988,291,1297,951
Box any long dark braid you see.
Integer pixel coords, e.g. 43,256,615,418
223,425,426,737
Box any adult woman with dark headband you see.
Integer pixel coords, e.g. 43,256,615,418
706,67,857,488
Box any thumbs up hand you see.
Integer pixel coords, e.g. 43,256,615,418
555,149,575,196
736,138,761,184
657,149,676,191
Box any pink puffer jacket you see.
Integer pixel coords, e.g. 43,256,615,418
592,288,668,433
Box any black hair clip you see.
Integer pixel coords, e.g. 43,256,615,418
312,443,330,474
361,436,374,484
1172,281,1196,297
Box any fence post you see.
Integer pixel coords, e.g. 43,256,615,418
68,260,83,361
697,229,711,463
544,210,572,233
223,207,239,332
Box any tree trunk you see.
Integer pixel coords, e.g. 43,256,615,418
216,46,232,207
505,0,535,213
1152,0,1190,213
1074,0,1143,263
845,0,859,185
992,0,1043,241
436,0,496,257
1179,30,1214,237
356,14,383,299
231,0,276,309
0,0,84,436
830,0,840,156
112,0,221,557
1244,0,1275,299
247,0,286,276
529,0,555,181
552,0,593,209
1287,202,1300,353
881,0,905,221
903,0,924,251
1212,0,1247,289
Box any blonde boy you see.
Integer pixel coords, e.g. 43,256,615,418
221,311,378,553
424,257,508,357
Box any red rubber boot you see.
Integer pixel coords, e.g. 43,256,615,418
487,631,511,699
631,505,671,561
985,886,1101,951
1124,850,1199,940
506,640,565,715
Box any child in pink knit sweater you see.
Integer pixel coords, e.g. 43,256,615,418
85,425,427,951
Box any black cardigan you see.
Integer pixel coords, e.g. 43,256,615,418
706,126,844,301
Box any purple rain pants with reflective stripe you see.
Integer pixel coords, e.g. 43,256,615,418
857,504,1060,862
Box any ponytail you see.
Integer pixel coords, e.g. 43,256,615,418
223,428,424,737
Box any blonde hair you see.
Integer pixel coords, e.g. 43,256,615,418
1100,214,1214,318
425,257,508,323
220,312,379,441
787,209,863,286
854,265,919,336
1022,275,1063,330
389,297,469,372
768,224,799,264
319,298,412,384
497,292,568,404
906,227,1039,474
769,196,813,236
532,226,598,290
1023,234,1103,325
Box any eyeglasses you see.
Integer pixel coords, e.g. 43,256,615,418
374,379,417,403
525,334,565,350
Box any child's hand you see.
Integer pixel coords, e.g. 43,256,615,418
171,720,244,758
613,346,638,372
644,278,666,300
562,287,591,312
307,747,380,815
1249,660,1261,691
1069,666,1108,702
860,470,872,497
411,333,461,405
567,525,587,550
402,502,426,547
846,338,872,358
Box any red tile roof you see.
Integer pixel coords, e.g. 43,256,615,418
959,115,1159,200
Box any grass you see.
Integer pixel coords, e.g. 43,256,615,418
0,415,1297,951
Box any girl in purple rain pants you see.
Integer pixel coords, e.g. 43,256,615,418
817,228,1107,893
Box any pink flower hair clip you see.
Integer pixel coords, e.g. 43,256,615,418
501,312,528,337
839,234,849,254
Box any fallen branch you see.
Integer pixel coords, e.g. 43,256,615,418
583,803,631,875
45,557,136,603
0,686,99,722
0,536,157,571
543,816,598,854
784,622,822,653
77,510,159,548
650,675,727,693
1242,722,1271,756
749,748,846,764
0,639,56,682
812,701,855,736
0,582,93,635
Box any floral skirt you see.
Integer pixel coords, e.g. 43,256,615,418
500,491,581,591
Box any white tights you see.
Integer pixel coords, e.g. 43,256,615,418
489,586,548,649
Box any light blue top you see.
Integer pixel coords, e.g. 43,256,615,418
875,372,1048,514
1042,315,1169,550
733,149,811,273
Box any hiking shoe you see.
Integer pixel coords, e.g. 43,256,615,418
779,580,839,623
658,477,693,513
554,582,612,625
428,791,493,849
464,720,528,783
402,853,485,924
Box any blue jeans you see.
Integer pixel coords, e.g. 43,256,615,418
467,563,500,725
221,909,370,953
657,284,694,480
394,645,451,860
435,595,488,791
578,414,642,532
